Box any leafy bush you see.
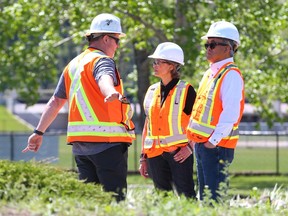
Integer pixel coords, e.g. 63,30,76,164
0,160,112,215
0,160,288,216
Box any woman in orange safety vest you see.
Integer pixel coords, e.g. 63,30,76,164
139,42,197,198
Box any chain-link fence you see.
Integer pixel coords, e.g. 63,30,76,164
1,131,288,175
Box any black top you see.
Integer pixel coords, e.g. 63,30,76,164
160,78,196,115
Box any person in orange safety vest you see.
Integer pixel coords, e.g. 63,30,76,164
186,21,245,201
23,13,135,202
139,42,197,198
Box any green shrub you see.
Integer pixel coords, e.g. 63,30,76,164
0,160,288,216
0,160,112,215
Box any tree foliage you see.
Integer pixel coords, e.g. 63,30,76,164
0,0,287,126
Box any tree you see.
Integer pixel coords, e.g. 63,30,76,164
1,0,287,129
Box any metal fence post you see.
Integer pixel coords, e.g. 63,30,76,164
10,132,14,161
276,132,279,175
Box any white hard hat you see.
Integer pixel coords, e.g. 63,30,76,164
85,13,125,37
201,21,240,46
148,42,184,65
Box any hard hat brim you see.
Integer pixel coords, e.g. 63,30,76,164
201,35,208,40
201,34,240,45
148,55,184,65
148,54,157,59
85,30,126,37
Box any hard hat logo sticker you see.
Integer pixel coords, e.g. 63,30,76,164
106,20,113,26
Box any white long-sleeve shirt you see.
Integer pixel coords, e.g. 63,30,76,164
207,57,244,146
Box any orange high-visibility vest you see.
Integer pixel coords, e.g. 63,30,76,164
63,48,135,143
187,62,244,149
143,80,191,157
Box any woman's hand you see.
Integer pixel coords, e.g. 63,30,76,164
174,145,193,163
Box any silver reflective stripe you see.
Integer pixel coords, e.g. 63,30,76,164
190,121,214,135
69,52,100,100
69,51,102,121
190,121,239,138
171,80,186,134
144,138,154,148
158,134,187,145
229,128,239,136
68,124,135,136
202,64,236,123
144,134,188,149
144,83,159,116
143,84,159,148
76,89,94,121
174,81,185,105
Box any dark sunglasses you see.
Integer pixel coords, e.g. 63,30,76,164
204,42,228,50
152,60,170,66
107,35,120,45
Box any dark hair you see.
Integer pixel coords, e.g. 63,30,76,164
86,34,104,42
221,38,238,56
169,62,181,79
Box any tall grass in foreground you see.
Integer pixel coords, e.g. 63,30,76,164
0,160,287,216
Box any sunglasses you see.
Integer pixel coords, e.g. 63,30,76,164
107,35,120,45
204,42,228,50
152,60,170,66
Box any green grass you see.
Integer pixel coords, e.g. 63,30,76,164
57,135,75,169
127,174,288,198
0,106,31,132
57,134,288,174
231,147,288,173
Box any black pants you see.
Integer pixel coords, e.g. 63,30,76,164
147,151,196,198
74,144,128,202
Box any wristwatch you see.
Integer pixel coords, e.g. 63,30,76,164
33,129,44,136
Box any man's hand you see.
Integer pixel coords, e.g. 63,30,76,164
22,134,43,153
139,159,149,178
104,92,121,102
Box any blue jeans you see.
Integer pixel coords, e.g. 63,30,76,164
194,143,234,201
147,150,196,198
74,143,128,202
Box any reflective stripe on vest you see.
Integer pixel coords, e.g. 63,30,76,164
188,120,239,138
67,122,135,137
201,64,237,123
68,51,101,122
144,80,188,148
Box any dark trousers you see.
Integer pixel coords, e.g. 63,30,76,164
147,151,196,198
194,143,234,201
74,144,128,202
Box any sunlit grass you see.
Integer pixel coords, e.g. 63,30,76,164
0,106,31,132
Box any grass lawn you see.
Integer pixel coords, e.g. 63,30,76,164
231,147,288,174
0,106,31,132
57,134,288,174
127,173,288,198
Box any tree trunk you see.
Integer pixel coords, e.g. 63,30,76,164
133,44,150,132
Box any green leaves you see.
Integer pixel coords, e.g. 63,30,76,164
0,160,112,203
1,0,287,123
